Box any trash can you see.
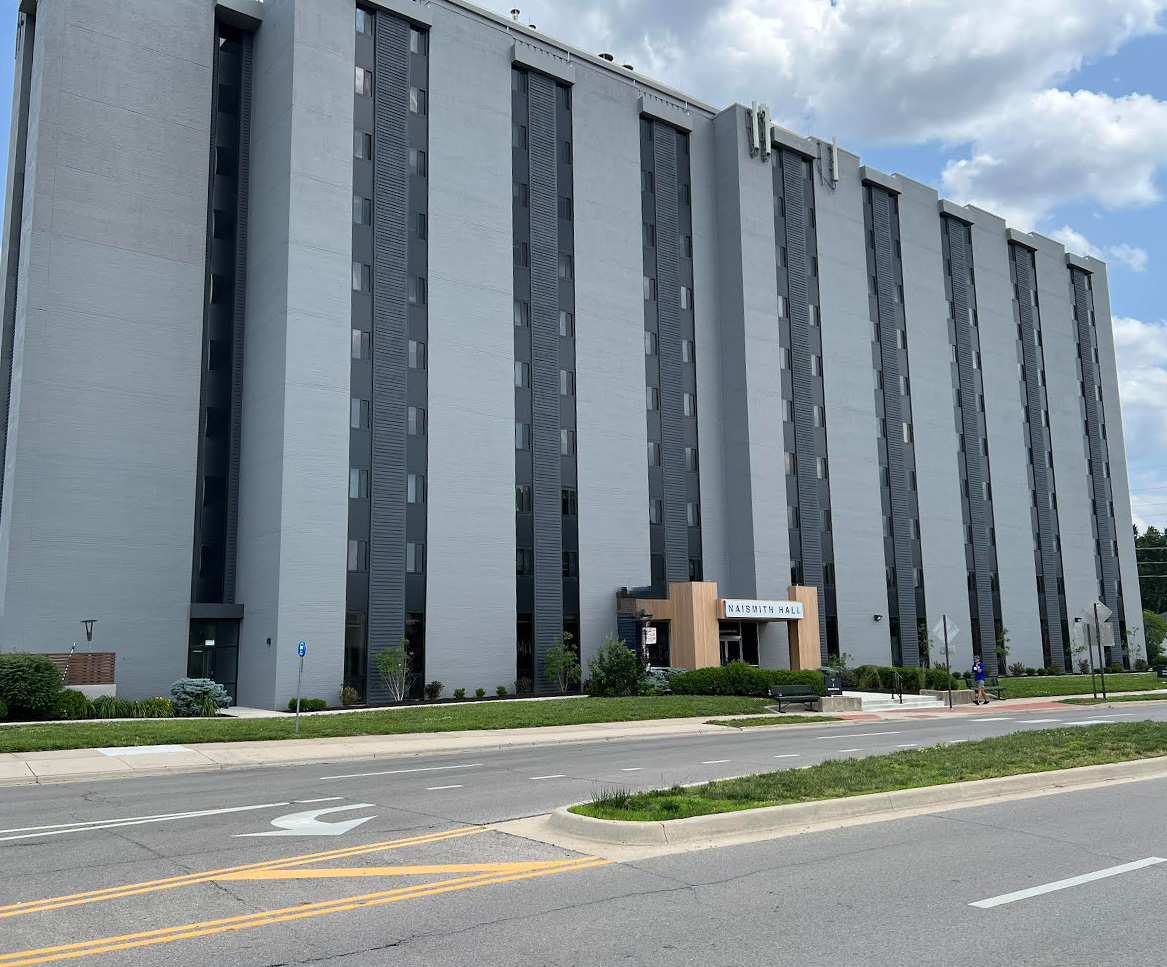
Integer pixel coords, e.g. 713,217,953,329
822,670,843,696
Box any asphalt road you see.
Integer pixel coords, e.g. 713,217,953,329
2,702,1165,966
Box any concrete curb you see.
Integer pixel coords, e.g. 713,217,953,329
546,756,1167,848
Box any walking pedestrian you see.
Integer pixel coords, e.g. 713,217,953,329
972,656,988,705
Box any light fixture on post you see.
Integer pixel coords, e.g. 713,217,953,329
873,614,883,622
82,619,96,643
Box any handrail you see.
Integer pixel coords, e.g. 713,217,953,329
891,669,904,704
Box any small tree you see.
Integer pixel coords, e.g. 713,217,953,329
1145,610,1167,666
586,634,645,697
995,626,1011,672
543,632,582,692
918,622,932,668
822,651,853,670
374,638,411,703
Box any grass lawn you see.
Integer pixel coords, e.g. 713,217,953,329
573,722,1167,822
707,716,840,728
999,672,1165,699
1061,692,1167,706
0,696,773,754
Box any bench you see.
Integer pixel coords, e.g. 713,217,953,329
768,684,819,713
973,676,1005,701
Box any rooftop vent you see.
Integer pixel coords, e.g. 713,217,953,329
599,52,615,61
622,64,635,71
510,7,520,20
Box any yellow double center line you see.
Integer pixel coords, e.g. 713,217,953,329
0,826,486,919
0,857,611,967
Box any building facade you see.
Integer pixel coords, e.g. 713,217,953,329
0,0,1145,706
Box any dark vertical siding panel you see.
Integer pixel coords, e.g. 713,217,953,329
653,125,688,585
527,73,563,690
366,13,411,700
871,188,918,663
946,218,997,672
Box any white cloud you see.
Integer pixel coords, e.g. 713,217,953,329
1113,316,1167,528
1049,226,1150,272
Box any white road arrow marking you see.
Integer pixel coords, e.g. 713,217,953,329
235,803,376,838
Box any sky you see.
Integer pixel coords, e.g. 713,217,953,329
0,0,1163,530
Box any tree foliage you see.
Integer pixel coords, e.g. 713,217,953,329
1136,526,1167,615
543,632,582,692
1145,609,1167,666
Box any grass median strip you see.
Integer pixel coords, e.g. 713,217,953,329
572,722,1167,822
706,716,841,729
1060,692,1167,706
0,696,774,755
999,673,1165,699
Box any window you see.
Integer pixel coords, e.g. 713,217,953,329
789,504,801,529
680,235,693,257
682,339,695,363
645,330,658,355
647,441,661,466
780,347,791,370
408,407,426,436
514,300,530,327
900,375,910,396
409,87,427,115
355,8,373,35
408,339,426,370
409,27,427,54
560,369,574,396
559,85,571,111
352,329,371,360
821,509,832,532
685,447,699,472
785,452,797,476
349,468,369,500
561,140,573,165
514,361,530,388
909,470,918,491
824,562,836,586
559,196,573,221
409,148,427,177
813,404,825,427
512,70,527,93
777,295,788,319
643,276,657,302
779,246,788,268
643,223,656,248
561,489,578,516
348,539,368,572
649,498,663,524
894,284,904,305
687,502,701,527
783,399,794,423
808,304,819,327
817,456,829,480
678,183,691,206
354,130,373,160
515,422,531,450
646,386,660,410
972,350,981,370
515,484,532,512
516,548,533,576
406,542,425,574
512,122,527,148
559,310,574,337
352,262,372,292
558,254,573,280
641,117,654,142
680,286,694,310
642,171,654,193
408,276,426,305
353,195,372,225
562,551,578,579
350,397,370,430
513,182,529,206
688,558,703,582
407,473,426,504
683,393,696,417
561,428,576,455
896,329,906,350
415,213,427,239
902,422,912,443
355,67,373,96
810,354,822,376
513,241,529,268
982,480,992,501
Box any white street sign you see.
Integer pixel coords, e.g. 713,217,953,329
643,627,657,645
932,618,960,643
1088,601,1114,623
236,803,375,838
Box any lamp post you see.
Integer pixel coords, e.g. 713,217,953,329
82,619,96,644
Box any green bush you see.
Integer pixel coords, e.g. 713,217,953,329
1025,667,1037,676
0,653,62,717
340,685,360,707
170,678,231,717
586,634,647,697
496,684,508,697
475,688,486,698
287,698,327,712
1104,664,1123,675
54,689,93,720
1135,659,1149,672
453,688,466,700
645,667,684,694
0,697,7,719
515,677,533,695
132,697,175,718
668,663,826,698
424,680,444,700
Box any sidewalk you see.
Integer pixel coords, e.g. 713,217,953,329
838,688,1167,720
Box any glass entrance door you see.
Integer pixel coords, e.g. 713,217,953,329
187,619,239,704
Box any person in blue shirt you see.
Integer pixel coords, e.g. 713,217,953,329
972,656,987,705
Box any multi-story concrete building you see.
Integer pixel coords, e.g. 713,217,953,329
0,0,1144,707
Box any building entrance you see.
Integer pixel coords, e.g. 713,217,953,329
186,619,238,704
718,621,759,665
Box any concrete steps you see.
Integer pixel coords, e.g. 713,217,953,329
842,691,945,712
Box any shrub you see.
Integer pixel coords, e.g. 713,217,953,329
515,677,533,695
287,697,327,712
374,644,411,703
496,684,508,697
0,697,7,719
132,697,175,718
1044,666,1062,676
453,688,466,700
1025,667,1037,676
1078,660,1091,675
668,663,826,698
0,653,62,717
340,685,360,707
475,687,486,698
586,634,648,697
92,694,133,718
170,678,231,717
839,667,859,689
645,667,684,694
1104,664,1123,675
1008,662,1027,677
855,665,883,691
424,680,444,701
953,677,967,690
54,689,93,720
543,633,582,692
1135,659,1149,672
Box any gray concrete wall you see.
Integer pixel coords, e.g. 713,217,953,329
970,209,1044,669
897,180,970,658
423,8,516,691
1034,235,1097,631
816,150,889,665
572,69,652,667
1089,261,1146,657
0,0,213,697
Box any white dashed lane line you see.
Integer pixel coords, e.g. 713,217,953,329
529,775,567,781
897,743,918,748
815,731,899,740
837,748,862,753
620,767,643,772
773,754,801,759
425,785,463,791
702,759,732,765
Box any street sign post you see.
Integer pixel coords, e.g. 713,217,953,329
295,641,306,734
932,617,960,709
1093,602,1111,701
643,626,657,646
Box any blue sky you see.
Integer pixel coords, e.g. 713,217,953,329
1,0,1164,528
